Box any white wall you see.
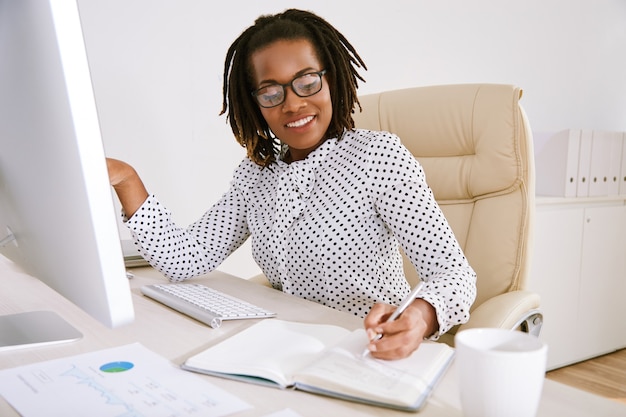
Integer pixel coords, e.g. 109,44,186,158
78,0,626,278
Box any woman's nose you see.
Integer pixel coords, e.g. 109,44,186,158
281,88,306,112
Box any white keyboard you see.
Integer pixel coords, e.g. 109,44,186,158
141,283,276,329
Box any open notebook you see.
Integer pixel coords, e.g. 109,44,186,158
182,319,455,411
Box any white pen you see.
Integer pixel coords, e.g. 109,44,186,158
362,281,426,358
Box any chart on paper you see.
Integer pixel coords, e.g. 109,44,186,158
0,343,251,417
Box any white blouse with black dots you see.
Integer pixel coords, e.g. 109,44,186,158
125,129,477,338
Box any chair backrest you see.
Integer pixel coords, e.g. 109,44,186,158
353,84,535,309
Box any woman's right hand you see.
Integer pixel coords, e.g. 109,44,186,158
106,158,149,218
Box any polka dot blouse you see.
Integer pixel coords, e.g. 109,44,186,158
125,129,477,338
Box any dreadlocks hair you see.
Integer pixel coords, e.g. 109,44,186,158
220,9,367,167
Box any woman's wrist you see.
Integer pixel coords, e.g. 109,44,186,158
411,298,439,338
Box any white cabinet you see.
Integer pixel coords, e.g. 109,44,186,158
528,197,626,370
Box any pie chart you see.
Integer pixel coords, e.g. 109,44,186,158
99,361,134,373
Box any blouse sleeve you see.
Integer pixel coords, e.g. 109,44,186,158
124,185,250,282
368,132,477,337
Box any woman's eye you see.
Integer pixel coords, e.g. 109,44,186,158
258,86,283,103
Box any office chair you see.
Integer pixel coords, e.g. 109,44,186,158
353,83,542,344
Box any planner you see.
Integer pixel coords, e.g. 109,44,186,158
181,319,455,411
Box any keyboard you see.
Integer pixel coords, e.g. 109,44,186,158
140,283,277,329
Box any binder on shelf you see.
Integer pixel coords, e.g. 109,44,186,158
535,129,581,197
576,129,593,198
608,131,623,196
620,132,626,195
588,131,611,197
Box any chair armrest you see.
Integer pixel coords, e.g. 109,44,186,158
458,290,543,336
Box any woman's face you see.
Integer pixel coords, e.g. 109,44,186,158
250,39,332,161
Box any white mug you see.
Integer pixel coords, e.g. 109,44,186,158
455,328,548,417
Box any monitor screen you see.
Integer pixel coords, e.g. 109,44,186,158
0,0,134,339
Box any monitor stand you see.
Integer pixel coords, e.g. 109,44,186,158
0,311,83,351
1,228,82,350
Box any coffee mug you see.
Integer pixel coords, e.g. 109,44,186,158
455,328,548,417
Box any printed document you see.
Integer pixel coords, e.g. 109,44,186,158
0,343,251,417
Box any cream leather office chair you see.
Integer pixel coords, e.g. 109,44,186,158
352,83,542,344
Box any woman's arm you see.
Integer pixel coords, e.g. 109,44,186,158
106,158,149,218
362,132,476,359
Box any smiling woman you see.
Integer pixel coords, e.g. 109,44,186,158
106,9,477,361
250,39,333,162
220,9,366,167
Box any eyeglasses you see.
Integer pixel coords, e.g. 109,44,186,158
251,70,327,108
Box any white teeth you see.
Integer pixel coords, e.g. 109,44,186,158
287,116,314,128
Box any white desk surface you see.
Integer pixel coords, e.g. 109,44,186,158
1,256,625,417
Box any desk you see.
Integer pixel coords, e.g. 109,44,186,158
1,257,625,416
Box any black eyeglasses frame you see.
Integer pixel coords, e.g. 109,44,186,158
251,69,327,108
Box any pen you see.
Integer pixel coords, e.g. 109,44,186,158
362,281,426,357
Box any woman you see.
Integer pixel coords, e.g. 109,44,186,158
108,9,476,360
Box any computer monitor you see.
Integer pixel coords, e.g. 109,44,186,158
0,0,135,348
